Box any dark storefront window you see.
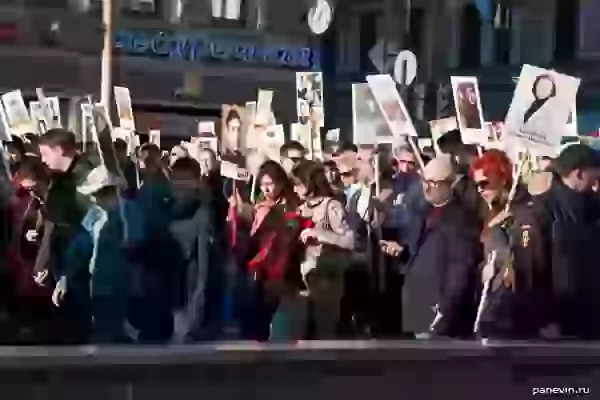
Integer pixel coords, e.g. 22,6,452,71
122,0,162,19
359,11,378,73
406,7,424,60
24,0,68,8
554,0,578,62
459,4,481,68
494,5,512,65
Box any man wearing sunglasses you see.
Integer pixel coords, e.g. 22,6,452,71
279,141,306,175
381,154,482,339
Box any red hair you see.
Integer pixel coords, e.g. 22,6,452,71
469,149,513,189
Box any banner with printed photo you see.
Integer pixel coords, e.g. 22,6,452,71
366,74,418,138
35,88,62,130
29,102,46,134
504,64,580,156
221,104,246,161
565,107,578,136
351,83,390,145
291,122,311,151
255,89,274,126
324,128,340,154
450,76,485,145
194,120,218,156
296,72,324,127
114,86,136,131
261,124,285,162
2,90,33,135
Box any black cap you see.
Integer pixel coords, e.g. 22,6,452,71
553,144,600,177
436,128,463,153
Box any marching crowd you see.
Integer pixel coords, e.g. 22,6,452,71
1,126,600,345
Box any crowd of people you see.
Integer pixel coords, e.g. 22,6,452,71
1,126,600,345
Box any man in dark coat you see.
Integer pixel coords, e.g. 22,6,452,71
525,144,600,340
382,154,482,338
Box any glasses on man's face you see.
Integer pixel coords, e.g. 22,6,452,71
423,179,447,188
398,159,416,167
475,180,491,191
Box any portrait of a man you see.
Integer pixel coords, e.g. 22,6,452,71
455,82,482,130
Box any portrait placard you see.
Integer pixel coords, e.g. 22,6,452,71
504,65,580,156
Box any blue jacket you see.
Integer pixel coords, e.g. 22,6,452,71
63,198,145,299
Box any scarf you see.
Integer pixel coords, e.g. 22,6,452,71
247,200,312,282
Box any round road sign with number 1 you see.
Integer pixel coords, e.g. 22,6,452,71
393,50,418,86
308,0,333,35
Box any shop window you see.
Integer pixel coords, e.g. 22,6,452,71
359,11,378,73
123,0,160,18
24,0,68,8
493,4,512,64
211,0,247,27
406,7,424,60
459,4,481,68
554,0,578,62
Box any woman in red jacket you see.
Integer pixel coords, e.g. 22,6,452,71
7,156,57,343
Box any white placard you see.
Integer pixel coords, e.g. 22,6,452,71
504,64,580,156
220,160,249,181
296,72,324,127
261,124,285,161
2,90,32,135
351,83,391,145
366,74,417,138
114,86,135,131
149,129,161,149
393,50,418,86
450,76,485,145
255,89,273,126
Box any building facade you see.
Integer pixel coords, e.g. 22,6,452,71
0,0,598,138
0,0,321,140
329,0,600,135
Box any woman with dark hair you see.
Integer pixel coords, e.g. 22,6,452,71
469,150,544,339
282,160,354,339
232,160,307,341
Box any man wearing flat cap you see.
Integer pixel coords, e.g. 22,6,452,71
381,154,482,338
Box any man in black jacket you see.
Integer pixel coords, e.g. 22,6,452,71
527,144,600,340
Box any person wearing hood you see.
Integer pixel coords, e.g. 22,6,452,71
54,165,145,343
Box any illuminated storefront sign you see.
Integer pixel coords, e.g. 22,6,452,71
115,30,320,70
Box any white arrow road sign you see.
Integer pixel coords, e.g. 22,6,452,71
368,39,399,74
393,50,418,86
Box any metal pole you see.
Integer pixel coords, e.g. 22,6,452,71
101,0,113,110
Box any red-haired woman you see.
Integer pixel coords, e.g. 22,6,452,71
470,149,546,339
231,160,308,341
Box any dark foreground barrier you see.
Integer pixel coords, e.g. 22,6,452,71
0,340,597,400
